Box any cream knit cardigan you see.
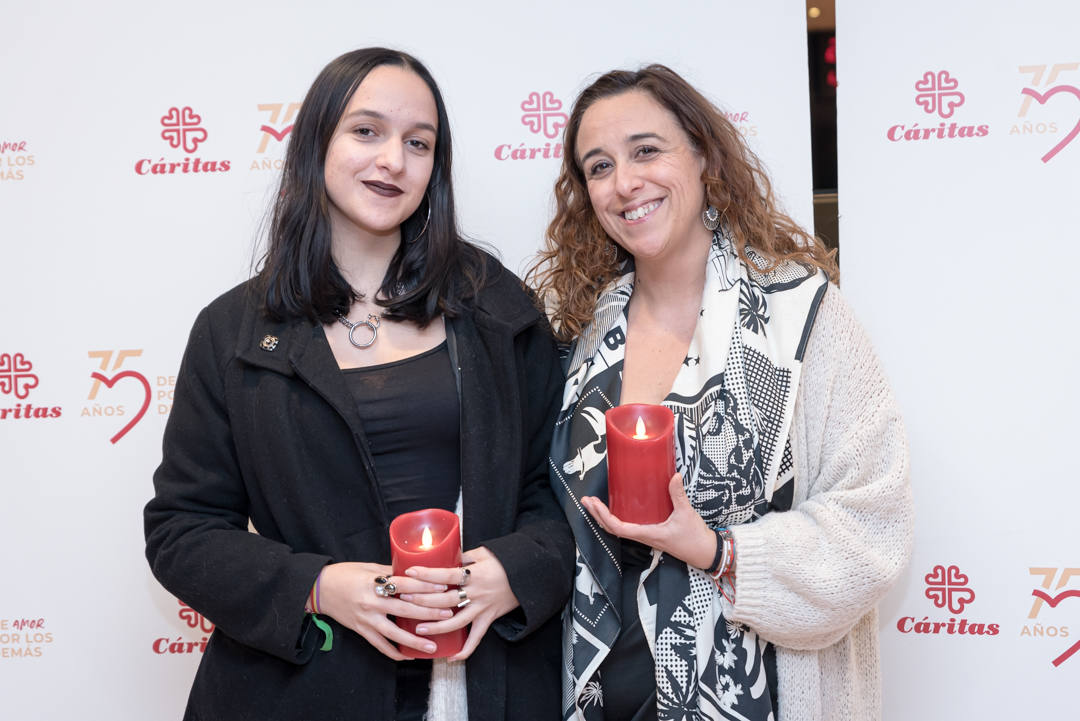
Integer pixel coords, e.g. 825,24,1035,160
725,286,914,721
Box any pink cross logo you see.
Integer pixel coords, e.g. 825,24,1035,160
0,353,39,399
915,71,966,119
521,91,568,139
924,564,975,614
161,106,208,153
178,599,215,634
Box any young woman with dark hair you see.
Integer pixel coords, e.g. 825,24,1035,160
145,48,572,721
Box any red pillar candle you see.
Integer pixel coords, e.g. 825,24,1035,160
389,508,467,659
605,404,676,524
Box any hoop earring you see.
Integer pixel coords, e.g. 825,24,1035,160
409,194,431,243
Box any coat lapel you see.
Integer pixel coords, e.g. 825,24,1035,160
235,306,391,527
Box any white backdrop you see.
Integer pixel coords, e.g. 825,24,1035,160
838,0,1080,717
0,1,814,719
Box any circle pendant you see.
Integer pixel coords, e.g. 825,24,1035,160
346,316,379,349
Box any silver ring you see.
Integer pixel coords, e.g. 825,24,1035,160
374,576,397,597
456,588,470,608
460,567,471,586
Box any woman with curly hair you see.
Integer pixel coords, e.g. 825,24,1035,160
528,64,913,721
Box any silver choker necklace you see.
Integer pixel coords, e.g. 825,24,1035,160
334,310,382,349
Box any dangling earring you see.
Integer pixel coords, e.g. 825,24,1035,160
409,194,431,243
702,205,720,231
605,240,619,262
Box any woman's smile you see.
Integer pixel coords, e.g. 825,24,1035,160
622,198,663,222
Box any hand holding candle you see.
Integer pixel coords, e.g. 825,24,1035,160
581,472,720,571
305,560,450,661
402,544,520,661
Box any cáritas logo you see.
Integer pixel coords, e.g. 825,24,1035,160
520,91,567,139
0,352,62,421
0,352,38,400
924,563,975,614
134,106,231,176
895,564,1000,637
915,70,966,118
493,91,567,162
160,106,207,153
887,71,989,143
152,600,215,656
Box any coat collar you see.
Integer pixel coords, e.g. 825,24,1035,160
229,270,544,537
234,299,392,523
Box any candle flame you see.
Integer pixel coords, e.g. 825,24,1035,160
419,526,434,550
633,416,649,439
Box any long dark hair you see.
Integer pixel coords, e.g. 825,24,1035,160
260,47,486,325
527,64,837,342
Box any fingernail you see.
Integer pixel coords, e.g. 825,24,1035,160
416,626,429,634
438,584,447,591
440,609,452,618
425,643,437,653
405,569,417,577
399,593,413,601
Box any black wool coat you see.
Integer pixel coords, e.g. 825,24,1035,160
145,265,573,721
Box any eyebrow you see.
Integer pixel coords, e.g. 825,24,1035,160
579,132,666,165
343,108,437,135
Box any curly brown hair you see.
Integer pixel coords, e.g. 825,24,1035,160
525,64,838,343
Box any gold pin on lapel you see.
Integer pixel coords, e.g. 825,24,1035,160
260,335,279,351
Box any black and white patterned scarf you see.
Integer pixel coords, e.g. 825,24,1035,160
550,230,827,721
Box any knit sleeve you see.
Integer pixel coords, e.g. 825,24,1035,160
725,286,914,650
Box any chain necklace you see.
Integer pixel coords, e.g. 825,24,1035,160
334,310,382,349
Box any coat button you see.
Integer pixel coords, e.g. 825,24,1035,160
260,335,279,351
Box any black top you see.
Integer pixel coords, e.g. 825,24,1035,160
342,341,461,519
343,341,462,717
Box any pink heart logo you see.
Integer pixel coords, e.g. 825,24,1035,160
944,586,975,614
1020,85,1080,162
179,107,201,126
521,92,544,134
89,370,151,444
924,564,948,586
520,91,568,139
0,352,39,399
160,106,208,153
945,565,969,586
914,71,965,118
924,564,976,614
540,91,563,111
